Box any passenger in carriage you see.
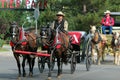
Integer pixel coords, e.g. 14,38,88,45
50,11,68,32
101,10,115,34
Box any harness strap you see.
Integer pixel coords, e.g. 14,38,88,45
92,31,102,44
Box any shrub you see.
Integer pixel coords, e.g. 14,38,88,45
0,39,4,48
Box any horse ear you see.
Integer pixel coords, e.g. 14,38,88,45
90,25,92,28
112,32,115,34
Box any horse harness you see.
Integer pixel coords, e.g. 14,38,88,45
112,36,120,51
91,30,102,44
91,30,103,50
10,29,37,50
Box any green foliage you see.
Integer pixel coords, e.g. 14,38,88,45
0,0,120,39
0,39,4,48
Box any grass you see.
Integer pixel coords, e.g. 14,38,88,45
0,48,9,52
0,44,10,52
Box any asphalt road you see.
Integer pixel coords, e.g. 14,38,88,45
0,45,120,80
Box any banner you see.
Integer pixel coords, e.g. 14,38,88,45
44,0,47,8
31,0,35,8
26,0,30,8
16,0,21,8
26,0,30,5
10,0,14,8
1,0,5,8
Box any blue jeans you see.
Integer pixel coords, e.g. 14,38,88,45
102,26,112,34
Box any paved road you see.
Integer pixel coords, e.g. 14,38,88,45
0,45,120,80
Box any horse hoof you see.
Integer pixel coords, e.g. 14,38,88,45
23,73,26,77
57,75,62,79
97,63,101,65
47,77,51,80
29,72,33,77
17,77,21,80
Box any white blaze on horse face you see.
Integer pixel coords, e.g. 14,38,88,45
115,39,118,45
90,26,96,37
12,27,16,38
90,26,96,32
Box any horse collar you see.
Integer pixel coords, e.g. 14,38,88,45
92,32,102,44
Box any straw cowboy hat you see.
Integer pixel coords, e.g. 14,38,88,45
56,11,65,16
104,10,111,14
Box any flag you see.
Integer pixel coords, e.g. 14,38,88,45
31,0,35,8
1,0,5,8
26,0,30,8
44,0,47,8
6,0,9,8
10,0,14,8
16,0,21,8
26,0,30,5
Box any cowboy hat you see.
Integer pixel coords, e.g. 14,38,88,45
56,11,65,16
104,10,111,14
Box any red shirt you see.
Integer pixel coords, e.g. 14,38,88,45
101,16,114,26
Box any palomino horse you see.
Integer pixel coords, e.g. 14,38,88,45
90,25,107,65
9,21,38,79
40,26,70,79
111,32,120,65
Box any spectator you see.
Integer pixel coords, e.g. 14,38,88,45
101,10,115,34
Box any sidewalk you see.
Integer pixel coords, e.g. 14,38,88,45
0,45,13,57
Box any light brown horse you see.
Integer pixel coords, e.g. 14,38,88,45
9,21,38,79
111,32,120,65
40,26,70,79
90,25,107,65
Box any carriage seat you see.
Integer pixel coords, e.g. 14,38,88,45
68,31,87,45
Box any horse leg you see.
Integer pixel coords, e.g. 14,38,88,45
114,52,118,65
13,54,21,77
102,47,106,62
22,56,26,77
48,58,52,80
57,58,62,78
116,52,119,65
117,53,120,65
29,57,35,77
96,49,102,65
91,49,96,64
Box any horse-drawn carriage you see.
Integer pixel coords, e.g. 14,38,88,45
36,25,93,79
38,28,88,73
9,21,93,79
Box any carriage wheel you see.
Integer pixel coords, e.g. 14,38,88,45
38,57,46,73
85,39,92,71
71,53,76,74
47,50,55,71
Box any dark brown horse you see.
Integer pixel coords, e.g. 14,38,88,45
9,21,38,79
40,26,70,79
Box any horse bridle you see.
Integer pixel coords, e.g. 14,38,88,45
91,30,102,44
